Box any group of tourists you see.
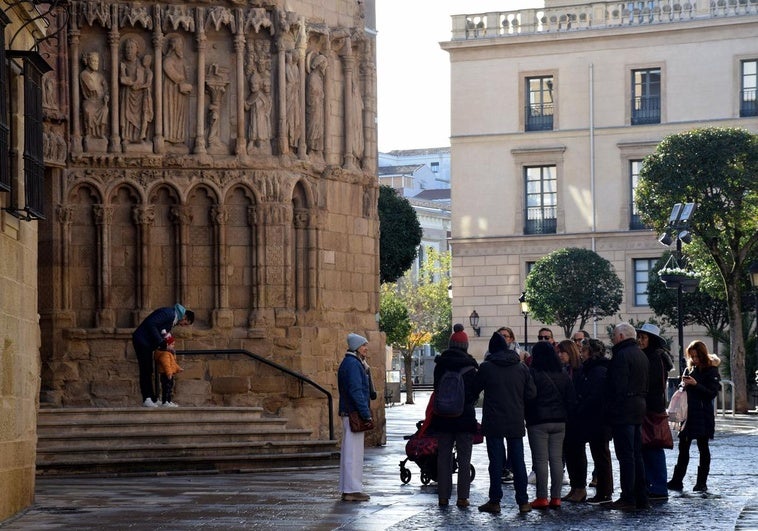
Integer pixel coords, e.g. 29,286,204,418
335,321,721,513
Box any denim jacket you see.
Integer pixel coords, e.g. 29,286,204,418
338,352,371,419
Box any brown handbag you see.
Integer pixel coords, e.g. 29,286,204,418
348,410,374,433
641,411,674,449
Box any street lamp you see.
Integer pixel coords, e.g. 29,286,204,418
469,310,481,337
658,202,697,375
519,291,529,350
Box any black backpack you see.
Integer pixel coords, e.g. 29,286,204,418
433,366,474,417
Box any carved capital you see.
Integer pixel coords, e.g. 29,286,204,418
93,204,114,225
56,204,75,225
170,205,193,226
133,205,156,226
211,205,229,226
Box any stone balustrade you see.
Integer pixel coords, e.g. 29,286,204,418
451,0,758,40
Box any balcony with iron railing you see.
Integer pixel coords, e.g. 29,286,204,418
451,1,758,40
525,206,557,234
525,103,554,131
741,88,757,117
631,96,660,125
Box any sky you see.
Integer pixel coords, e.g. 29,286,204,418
375,1,544,153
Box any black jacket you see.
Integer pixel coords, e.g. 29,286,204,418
680,365,720,439
428,347,479,433
606,338,648,425
568,356,611,442
643,345,668,414
525,368,576,427
472,332,536,438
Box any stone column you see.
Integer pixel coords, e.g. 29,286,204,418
323,40,334,164
69,26,82,154
170,205,193,305
247,205,261,327
93,205,115,327
234,10,247,156
194,8,207,155
276,38,287,155
212,205,233,327
107,3,121,153
56,205,75,310
361,48,377,173
297,22,307,159
342,50,356,170
152,6,165,153
133,205,155,321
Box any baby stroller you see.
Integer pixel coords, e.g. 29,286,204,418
398,393,481,485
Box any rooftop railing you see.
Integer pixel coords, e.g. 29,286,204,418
451,1,758,40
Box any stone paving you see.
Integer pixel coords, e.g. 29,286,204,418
2,391,758,530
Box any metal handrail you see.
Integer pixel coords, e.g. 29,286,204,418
176,348,335,440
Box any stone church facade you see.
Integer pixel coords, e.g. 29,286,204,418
37,0,381,440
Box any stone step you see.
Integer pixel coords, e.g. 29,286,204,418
36,407,339,476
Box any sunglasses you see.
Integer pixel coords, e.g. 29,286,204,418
538,335,552,340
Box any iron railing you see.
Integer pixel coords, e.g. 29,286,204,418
175,348,335,440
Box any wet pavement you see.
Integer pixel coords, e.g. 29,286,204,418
2,391,758,530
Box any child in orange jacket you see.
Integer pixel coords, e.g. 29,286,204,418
154,330,182,407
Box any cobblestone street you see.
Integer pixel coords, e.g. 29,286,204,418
2,391,758,530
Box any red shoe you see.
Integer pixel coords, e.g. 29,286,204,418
549,498,561,508
530,498,549,509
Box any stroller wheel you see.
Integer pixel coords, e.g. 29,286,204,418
420,470,432,485
400,467,412,484
470,464,476,482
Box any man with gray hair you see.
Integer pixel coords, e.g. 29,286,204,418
607,322,649,511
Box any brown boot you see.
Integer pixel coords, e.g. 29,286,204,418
566,487,587,502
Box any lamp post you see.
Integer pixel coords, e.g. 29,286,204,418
658,202,697,375
519,291,529,350
469,310,481,337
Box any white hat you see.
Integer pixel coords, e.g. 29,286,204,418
636,323,664,346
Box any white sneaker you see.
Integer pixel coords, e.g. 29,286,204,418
142,398,158,408
162,401,179,408
528,470,536,485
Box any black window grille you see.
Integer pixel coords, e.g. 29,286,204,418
740,60,757,118
524,165,557,234
631,69,660,125
629,160,648,230
0,11,10,193
6,50,51,220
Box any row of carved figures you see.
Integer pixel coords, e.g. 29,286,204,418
71,34,369,164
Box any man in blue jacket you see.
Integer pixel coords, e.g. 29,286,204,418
132,304,194,407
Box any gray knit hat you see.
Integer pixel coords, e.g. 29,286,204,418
347,333,368,351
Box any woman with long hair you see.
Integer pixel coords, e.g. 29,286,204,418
557,340,582,379
667,340,721,492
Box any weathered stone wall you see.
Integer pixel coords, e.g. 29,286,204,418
37,0,383,448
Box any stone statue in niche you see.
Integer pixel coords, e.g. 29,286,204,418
245,60,272,154
119,37,154,149
306,52,327,158
163,34,193,148
285,51,301,153
205,64,230,154
42,73,58,111
80,51,109,151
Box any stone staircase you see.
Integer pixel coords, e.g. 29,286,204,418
36,406,339,476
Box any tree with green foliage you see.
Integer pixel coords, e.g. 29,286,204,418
525,248,623,339
636,127,758,412
379,248,451,404
378,185,422,284
647,252,729,356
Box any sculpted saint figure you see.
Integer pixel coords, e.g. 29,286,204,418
285,51,301,151
163,35,193,144
119,38,152,143
306,53,327,155
80,51,109,139
245,62,272,152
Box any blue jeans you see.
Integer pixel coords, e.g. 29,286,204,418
642,446,668,496
486,435,528,505
612,424,648,506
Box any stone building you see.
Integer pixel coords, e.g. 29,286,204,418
442,1,758,357
0,0,55,521
25,0,378,473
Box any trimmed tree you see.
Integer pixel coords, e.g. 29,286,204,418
526,247,623,339
636,127,758,412
378,185,422,284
